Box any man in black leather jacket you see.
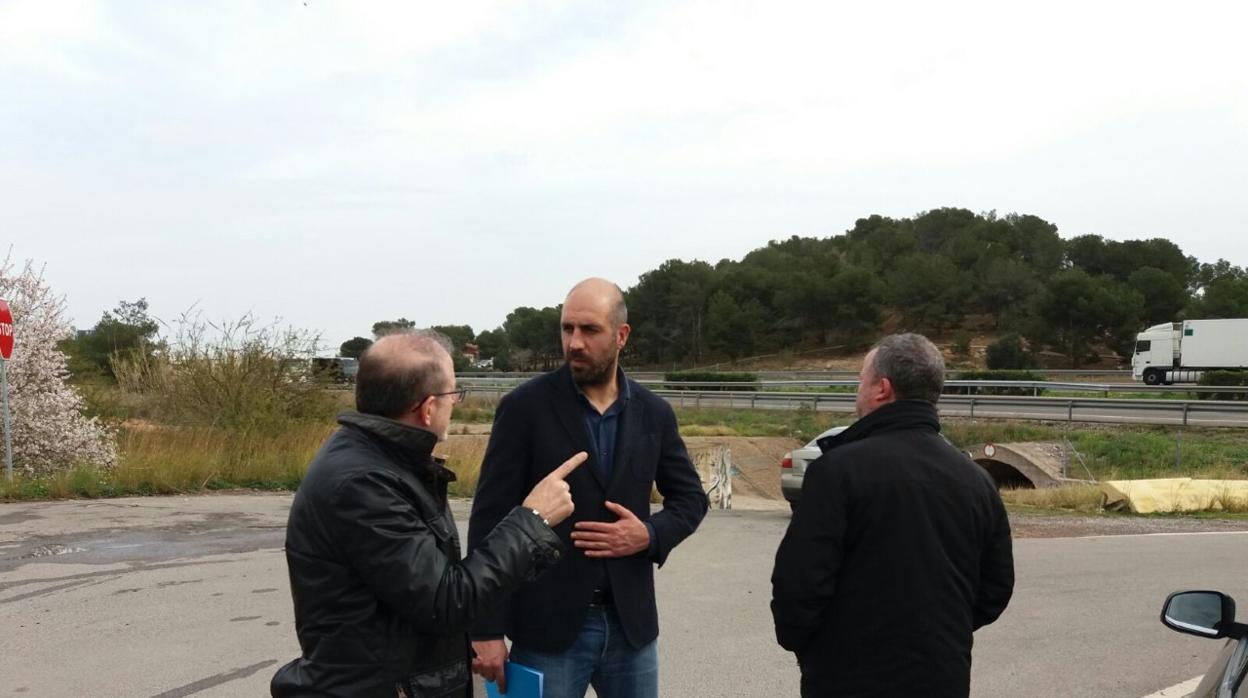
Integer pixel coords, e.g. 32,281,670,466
272,331,588,697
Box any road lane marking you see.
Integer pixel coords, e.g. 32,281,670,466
1032,530,1248,541
1140,675,1203,698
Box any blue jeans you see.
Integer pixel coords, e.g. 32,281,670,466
509,606,658,698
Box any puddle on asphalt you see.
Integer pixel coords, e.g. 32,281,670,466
0,510,41,525
20,544,86,559
2,525,286,571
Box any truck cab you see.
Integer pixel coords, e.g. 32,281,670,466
1132,322,1178,384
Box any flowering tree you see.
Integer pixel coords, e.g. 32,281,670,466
0,254,116,475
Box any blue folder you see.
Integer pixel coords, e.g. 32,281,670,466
485,661,543,698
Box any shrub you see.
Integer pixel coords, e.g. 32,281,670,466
662,371,758,391
998,484,1105,513
950,370,1048,396
1197,370,1248,401
953,330,972,358
985,334,1034,370
113,312,337,431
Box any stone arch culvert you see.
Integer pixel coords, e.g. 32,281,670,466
964,442,1086,489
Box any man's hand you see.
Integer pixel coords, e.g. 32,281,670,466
571,501,651,558
471,639,509,692
521,451,588,527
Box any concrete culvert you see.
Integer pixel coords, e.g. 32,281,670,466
976,459,1035,489
965,442,1086,489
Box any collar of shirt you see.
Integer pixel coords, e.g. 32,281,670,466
573,366,629,487
572,365,631,417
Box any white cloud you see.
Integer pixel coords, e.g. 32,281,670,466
3,0,1248,341
0,0,142,81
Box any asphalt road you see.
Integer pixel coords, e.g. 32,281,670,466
3,495,1247,697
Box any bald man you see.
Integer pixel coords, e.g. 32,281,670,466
468,279,709,698
273,331,588,698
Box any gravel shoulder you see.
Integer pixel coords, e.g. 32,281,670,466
1006,507,1248,538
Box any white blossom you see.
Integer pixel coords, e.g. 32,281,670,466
0,253,116,475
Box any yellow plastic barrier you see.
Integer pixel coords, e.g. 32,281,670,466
1099,478,1248,514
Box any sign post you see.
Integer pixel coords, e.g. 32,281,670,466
0,299,14,481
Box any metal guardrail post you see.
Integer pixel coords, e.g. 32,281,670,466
969,397,975,419
1182,402,1189,426
1067,401,1074,423
750,394,756,409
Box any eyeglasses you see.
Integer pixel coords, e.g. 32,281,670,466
426,388,468,405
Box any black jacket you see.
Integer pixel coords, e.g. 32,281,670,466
272,412,564,698
467,365,709,652
771,400,1014,698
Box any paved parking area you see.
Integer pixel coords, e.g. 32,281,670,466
2,494,1245,696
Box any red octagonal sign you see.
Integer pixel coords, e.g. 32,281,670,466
0,299,13,360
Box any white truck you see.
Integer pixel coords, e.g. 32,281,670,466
1132,318,1248,385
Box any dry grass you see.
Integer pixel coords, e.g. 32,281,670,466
681,424,742,437
2,417,497,502
434,435,490,497
999,484,1106,513
670,404,836,442
10,393,1248,512
1207,486,1248,513
999,483,1248,515
115,422,333,492
1,423,333,500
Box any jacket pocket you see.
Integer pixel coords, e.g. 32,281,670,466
423,515,453,544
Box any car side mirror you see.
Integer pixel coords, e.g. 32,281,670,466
1161,591,1238,639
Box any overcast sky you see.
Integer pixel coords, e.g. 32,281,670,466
3,0,1246,347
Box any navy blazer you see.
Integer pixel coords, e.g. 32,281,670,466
467,364,709,652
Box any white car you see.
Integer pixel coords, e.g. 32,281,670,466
780,425,848,513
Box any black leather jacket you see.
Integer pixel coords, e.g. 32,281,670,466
272,412,563,698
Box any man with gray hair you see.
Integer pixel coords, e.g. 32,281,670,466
273,331,589,697
770,333,1014,697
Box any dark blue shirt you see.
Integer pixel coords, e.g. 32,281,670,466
575,377,629,482
573,369,658,558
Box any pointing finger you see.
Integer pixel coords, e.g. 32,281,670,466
548,451,589,480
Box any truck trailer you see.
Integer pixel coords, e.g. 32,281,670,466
1132,318,1248,385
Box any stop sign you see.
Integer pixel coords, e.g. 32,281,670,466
0,299,13,360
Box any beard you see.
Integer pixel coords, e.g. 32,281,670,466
566,348,617,387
